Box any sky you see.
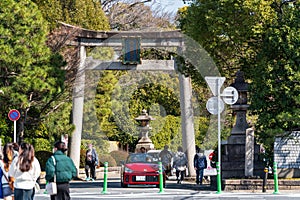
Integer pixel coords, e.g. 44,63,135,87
147,0,185,14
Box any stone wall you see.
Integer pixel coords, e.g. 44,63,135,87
222,179,300,191
274,131,300,178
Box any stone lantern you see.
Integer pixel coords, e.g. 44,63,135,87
229,70,249,139
135,109,155,152
221,70,264,179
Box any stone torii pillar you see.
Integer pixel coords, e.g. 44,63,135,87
66,24,196,176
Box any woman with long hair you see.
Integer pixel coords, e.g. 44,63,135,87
1,143,15,200
8,143,41,200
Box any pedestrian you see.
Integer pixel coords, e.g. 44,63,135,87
85,143,99,181
172,146,188,184
194,147,207,185
159,145,173,177
45,141,77,200
8,143,41,200
12,143,19,158
1,143,15,200
140,147,146,153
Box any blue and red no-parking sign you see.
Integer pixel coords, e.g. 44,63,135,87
8,109,20,121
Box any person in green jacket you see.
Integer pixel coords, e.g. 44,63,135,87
45,141,77,200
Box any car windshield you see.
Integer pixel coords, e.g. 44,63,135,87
126,153,157,164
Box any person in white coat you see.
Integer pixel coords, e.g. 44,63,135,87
8,143,41,200
1,143,16,200
172,146,188,184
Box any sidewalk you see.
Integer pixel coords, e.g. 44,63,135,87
39,167,300,194
39,167,121,184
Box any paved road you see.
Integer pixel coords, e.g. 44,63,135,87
34,178,300,200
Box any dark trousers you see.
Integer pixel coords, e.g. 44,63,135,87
176,170,185,181
85,162,96,179
50,182,70,200
14,188,35,200
196,168,204,184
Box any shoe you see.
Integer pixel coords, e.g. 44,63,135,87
85,177,90,181
90,178,95,181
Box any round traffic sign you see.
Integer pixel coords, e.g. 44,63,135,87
8,109,20,121
206,97,224,115
222,86,239,105
209,152,215,160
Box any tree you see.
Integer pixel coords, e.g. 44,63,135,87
243,1,300,152
33,0,110,30
0,0,65,143
177,0,275,78
102,0,174,30
31,0,111,146
178,0,300,154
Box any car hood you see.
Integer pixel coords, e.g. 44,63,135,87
125,163,159,172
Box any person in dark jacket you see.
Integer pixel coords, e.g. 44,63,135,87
193,148,207,185
45,141,77,200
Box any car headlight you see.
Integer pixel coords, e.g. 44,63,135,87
124,167,133,173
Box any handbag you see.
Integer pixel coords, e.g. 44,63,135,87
3,172,14,192
34,182,40,193
46,182,57,195
204,167,217,176
46,156,57,195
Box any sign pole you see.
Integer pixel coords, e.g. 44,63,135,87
205,76,239,194
14,120,17,143
216,78,222,194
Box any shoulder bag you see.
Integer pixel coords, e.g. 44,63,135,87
45,156,57,195
3,171,14,192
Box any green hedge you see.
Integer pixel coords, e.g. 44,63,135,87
36,150,53,171
99,154,117,167
110,150,128,166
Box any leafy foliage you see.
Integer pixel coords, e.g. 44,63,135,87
0,0,65,144
243,1,300,151
36,150,53,171
178,0,300,154
99,153,117,167
110,150,129,166
33,0,110,30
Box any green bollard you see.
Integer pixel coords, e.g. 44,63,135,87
273,162,279,194
44,180,48,194
158,162,164,193
101,162,108,194
216,162,222,194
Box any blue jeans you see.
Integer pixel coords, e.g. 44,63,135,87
196,168,204,185
14,188,35,200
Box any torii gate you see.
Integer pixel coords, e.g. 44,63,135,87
63,23,196,176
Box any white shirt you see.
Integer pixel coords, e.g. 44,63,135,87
8,157,41,190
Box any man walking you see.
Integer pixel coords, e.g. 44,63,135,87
194,147,207,185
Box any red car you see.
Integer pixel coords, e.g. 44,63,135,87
121,153,166,188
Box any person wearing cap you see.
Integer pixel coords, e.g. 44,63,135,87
45,141,77,200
